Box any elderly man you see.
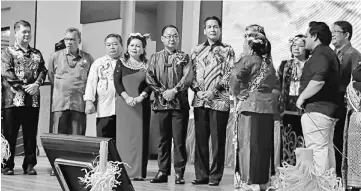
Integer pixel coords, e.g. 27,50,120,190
1,20,47,175
48,27,94,136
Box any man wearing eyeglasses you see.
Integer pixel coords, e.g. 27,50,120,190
47,27,94,137
189,16,235,186
146,25,191,184
331,21,361,178
1,20,47,176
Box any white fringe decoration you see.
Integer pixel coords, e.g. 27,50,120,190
267,161,344,191
234,180,254,191
1,134,11,164
78,158,129,191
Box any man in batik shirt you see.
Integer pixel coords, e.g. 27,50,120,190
48,27,94,136
190,16,235,186
146,25,191,184
1,20,47,175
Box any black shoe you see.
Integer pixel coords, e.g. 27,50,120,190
208,181,219,186
50,170,55,176
175,173,185,184
191,179,209,185
2,168,14,175
150,171,168,183
24,165,37,175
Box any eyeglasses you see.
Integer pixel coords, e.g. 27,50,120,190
162,35,179,40
331,30,345,34
64,38,76,42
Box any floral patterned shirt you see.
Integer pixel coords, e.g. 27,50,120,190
190,40,235,112
146,49,191,111
48,49,94,112
1,43,47,108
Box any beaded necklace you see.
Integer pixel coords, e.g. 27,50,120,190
123,57,146,70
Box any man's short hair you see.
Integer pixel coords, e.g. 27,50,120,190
14,20,31,31
204,16,222,28
309,21,332,46
333,21,353,41
104,33,123,46
161,25,179,36
65,27,81,41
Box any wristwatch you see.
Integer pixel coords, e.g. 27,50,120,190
35,79,44,86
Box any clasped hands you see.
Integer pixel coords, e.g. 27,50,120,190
196,90,215,101
162,88,178,102
17,83,40,95
125,95,145,107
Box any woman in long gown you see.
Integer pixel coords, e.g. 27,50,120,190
114,33,151,180
342,63,361,191
278,34,310,165
230,31,280,191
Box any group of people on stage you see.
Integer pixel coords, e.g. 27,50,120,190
1,16,360,191
275,21,361,191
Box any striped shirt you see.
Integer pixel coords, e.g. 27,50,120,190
190,40,235,111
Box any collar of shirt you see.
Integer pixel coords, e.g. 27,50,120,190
65,48,84,59
203,39,225,51
163,48,178,57
14,42,34,53
104,55,120,62
335,42,352,56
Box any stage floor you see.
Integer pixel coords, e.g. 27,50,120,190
1,156,235,191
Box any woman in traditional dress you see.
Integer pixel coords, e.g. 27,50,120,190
243,24,279,176
278,34,310,165
342,63,361,191
114,33,151,181
230,31,280,191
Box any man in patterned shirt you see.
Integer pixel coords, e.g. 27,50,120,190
1,20,47,175
190,16,235,186
146,25,191,184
